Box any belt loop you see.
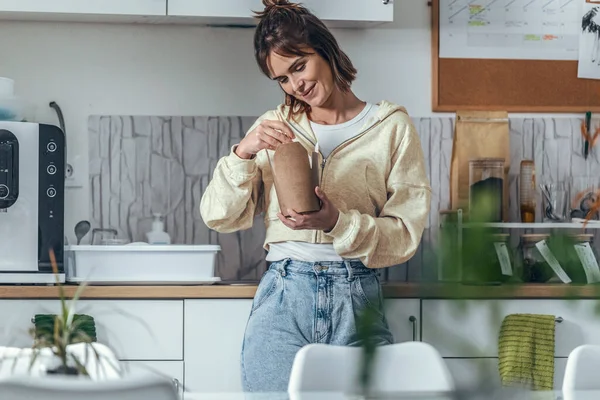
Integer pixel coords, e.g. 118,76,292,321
279,258,291,276
344,260,354,282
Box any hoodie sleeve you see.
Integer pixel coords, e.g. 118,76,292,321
325,121,432,269
199,116,268,234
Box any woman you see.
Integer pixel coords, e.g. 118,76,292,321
200,0,431,392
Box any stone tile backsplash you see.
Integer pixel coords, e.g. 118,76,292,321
88,115,599,282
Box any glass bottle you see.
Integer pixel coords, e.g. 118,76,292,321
519,160,536,223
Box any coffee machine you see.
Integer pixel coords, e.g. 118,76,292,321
0,121,65,284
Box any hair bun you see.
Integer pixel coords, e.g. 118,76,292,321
258,0,303,15
262,0,291,6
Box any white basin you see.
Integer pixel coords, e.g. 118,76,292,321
64,244,221,285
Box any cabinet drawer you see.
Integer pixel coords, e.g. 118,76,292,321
0,300,183,361
445,358,567,390
422,300,599,358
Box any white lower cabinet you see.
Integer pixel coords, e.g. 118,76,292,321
0,300,184,361
182,299,421,393
421,300,600,358
183,299,252,393
444,357,567,390
121,360,183,381
385,299,421,342
0,296,591,393
121,360,184,395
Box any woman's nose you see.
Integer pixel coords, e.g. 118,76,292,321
291,78,304,94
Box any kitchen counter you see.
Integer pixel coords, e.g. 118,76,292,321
0,283,600,299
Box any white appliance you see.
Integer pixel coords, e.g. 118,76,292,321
0,121,66,284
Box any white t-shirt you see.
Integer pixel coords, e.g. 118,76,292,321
266,103,379,262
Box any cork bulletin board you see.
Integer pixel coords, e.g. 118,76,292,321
432,0,600,112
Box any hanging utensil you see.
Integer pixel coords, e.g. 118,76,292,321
585,111,591,160
74,220,91,245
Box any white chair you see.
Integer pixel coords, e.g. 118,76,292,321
563,344,600,391
288,341,454,394
0,371,178,400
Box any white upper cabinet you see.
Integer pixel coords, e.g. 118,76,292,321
167,0,394,27
0,0,392,27
0,0,166,17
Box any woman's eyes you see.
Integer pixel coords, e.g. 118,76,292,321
278,63,306,84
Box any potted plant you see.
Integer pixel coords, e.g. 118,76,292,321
17,248,120,378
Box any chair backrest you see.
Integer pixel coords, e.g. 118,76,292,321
0,371,178,400
288,342,454,394
563,344,600,391
288,343,362,393
369,342,455,393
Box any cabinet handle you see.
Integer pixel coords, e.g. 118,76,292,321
409,315,417,341
172,378,181,393
382,0,391,4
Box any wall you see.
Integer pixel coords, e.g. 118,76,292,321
87,113,600,282
0,0,432,244
0,0,585,249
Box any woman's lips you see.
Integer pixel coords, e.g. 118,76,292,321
301,85,316,99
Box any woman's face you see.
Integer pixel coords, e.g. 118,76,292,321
267,49,335,108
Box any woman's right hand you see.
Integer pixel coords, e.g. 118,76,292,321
235,120,295,159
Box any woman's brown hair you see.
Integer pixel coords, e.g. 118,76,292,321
253,0,357,118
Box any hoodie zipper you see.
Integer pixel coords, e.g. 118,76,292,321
287,118,384,243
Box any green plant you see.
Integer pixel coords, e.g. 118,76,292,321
25,248,104,377
353,207,600,395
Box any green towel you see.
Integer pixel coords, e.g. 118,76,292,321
498,313,555,390
33,314,97,344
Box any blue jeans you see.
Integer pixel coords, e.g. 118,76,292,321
240,258,394,392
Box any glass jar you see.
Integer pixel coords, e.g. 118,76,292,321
437,210,462,282
469,158,504,222
517,234,555,283
560,234,599,284
463,233,514,284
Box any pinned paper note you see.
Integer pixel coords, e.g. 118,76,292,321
578,1,600,80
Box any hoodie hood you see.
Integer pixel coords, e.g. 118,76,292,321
273,100,409,148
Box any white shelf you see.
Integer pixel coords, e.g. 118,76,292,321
461,222,600,229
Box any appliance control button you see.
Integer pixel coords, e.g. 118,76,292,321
47,142,57,152
47,165,57,175
47,187,57,198
0,184,8,199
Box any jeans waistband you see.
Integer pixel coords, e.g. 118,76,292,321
268,258,374,279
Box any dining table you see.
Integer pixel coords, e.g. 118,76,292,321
182,389,600,400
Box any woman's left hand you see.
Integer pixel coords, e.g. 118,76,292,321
277,187,339,232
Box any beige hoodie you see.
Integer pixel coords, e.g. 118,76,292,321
199,100,431,269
